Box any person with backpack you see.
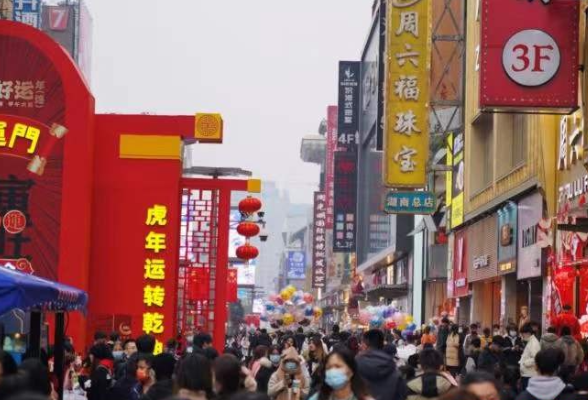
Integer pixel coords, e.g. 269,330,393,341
555,326,585,383
86,344,114,400
516,348,576,400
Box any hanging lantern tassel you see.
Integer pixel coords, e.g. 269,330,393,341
236,244,259,261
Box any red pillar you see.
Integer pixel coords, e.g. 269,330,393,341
213,188,232,351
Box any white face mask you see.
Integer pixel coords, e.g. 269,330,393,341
509,331,517,337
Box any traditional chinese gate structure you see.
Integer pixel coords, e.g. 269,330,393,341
178,178,256,351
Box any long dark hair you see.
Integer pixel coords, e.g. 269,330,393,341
175,354,214,399
318,347,369,400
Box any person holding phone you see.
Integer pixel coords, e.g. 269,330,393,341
268,347,309,400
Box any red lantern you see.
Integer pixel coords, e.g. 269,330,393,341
239,196,262,214
236,244,259,260
237,222,260,238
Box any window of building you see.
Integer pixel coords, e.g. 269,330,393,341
496,114,527,177
470,113,494,194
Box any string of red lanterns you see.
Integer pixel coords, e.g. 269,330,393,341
236,196,262,261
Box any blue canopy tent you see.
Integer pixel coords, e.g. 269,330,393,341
0,266,88,315
0,265,88,400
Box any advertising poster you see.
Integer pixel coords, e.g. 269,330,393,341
286,250,306,280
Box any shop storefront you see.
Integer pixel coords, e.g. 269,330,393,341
517,192,545,327
450,229,470,325
554,109,588,335
468,215,500,328
497,202,518,326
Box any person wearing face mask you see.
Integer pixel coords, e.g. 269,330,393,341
133,353,155,398
268,347,309,400
519,323,541,390
445,325,461,377
502,326,523,368
308,347,371,400
256,346,280,394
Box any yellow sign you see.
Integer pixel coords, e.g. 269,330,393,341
447,132,464,229
383,0,431,187
195,113,223,143
143,205,169,354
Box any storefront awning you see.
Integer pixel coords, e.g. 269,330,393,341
366,284,408,301
0,266,88,316
357,245,405,274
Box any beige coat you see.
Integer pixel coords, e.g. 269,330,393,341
445,333,460,367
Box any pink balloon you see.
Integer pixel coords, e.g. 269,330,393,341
303,293,314,303
359,311,371,325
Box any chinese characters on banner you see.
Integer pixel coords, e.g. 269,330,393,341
325,106,338,229
312,192,327,289
384,0,430,187
144,204,169,355
333,152,357,252
13,0,41,29
287,251,306,280
0,80,46,109
337,61,360,147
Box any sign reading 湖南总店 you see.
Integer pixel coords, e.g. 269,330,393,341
480,0,579,112
338,62,360,147
383,0,430,188
333,152,357,252
312,192,327,289
383,190,436,215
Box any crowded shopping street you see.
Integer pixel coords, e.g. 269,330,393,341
1,0,588,399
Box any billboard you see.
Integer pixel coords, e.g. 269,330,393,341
333,152,357,252
312,192,327,288
360,0,386,149
337,61,360,147
229,209,245,258
236,261,256,286
13,0,40,29
325,106,338,229
286,250,306,280
0,34,66,280
41,5,75,57
383,0,431,188
479,0,579,113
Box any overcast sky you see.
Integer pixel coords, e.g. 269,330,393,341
84,1,372,204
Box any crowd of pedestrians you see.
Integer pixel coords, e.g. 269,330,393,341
0,314,586,400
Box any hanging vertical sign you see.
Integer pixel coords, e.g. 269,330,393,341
312,192,327,289
450,131,464,229
479,0,579,113
333,151,357,252
325,106,338,229
337,61,360,147
383,0,431,188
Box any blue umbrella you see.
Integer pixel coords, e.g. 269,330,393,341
0,266,88,315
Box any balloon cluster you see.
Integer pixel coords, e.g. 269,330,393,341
261,285,323,329
358,305,417,337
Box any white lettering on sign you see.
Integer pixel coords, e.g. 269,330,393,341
558,175,588,204
473,255,490,269
455,278,466,288
502,30,560,87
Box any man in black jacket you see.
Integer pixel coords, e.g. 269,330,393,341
356,329,407,400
